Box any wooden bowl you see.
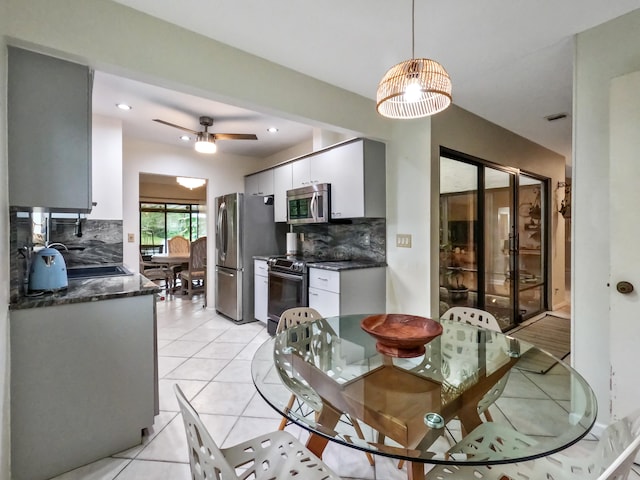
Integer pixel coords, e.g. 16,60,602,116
360,314,443,358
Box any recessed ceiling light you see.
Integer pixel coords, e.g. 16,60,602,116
180,135,190,141
116,103,132,111
267,127,279,133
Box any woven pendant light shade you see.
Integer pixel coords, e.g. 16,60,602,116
376,58,452,119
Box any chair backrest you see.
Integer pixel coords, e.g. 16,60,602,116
189,236,207,271
168,235,190,254
173,384,239,480
442,306,501,332
593,409,640,480
276,307,323,334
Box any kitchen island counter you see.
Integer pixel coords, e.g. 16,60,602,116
9,273,159,310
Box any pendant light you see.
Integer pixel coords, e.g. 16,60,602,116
376,0,452,119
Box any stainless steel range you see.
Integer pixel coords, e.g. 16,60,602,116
266,255,312,335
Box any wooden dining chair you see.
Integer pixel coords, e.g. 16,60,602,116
167,235,190,289
424,409,640,480
275,307,376,466
173,384,341,480
138,252,171,290
168,235,190,254
180,236,206,300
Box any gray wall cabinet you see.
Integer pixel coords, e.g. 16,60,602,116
8,47,93,212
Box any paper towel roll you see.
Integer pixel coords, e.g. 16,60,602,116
286,232,298,255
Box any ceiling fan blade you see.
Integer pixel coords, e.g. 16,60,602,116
152,119,200,135
212,133,258,141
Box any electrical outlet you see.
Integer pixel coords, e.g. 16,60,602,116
127,233,135,243
363,233,370,246
396,234,412,248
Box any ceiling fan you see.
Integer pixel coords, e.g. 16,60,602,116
153,115,258,154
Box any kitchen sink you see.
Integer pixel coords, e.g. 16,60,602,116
66,265,132,279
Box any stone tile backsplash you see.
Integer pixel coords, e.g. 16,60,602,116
9,212,123,302
294,218,386,262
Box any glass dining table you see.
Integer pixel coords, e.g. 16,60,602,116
251,313,597,480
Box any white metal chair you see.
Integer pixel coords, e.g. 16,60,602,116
441,306,506,422
173,384,341,480
396,307,509,470
275,307,375,466
425,409,640,480
441,306,502,332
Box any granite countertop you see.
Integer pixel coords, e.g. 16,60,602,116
306,260,387,271
9,274,160,310
251,255,387,271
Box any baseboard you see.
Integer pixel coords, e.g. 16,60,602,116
552,299,569,311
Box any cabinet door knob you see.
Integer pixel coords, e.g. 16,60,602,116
616,281,634,294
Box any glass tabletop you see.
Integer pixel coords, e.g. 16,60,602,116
251,313,597,467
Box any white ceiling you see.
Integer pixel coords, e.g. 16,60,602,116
92,72,316,158
102,0,640,163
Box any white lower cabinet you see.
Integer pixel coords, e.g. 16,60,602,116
254,259,269,323
308,266,386,317
308,287,340,318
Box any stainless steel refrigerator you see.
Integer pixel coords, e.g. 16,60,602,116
215,193,284,323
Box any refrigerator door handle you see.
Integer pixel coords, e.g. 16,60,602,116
216,267,235,277
217,201,227,262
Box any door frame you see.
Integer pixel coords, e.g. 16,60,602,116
439,147,550,327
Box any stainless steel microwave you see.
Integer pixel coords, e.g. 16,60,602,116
286,183,331,224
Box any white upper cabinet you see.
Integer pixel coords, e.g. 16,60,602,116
317,139,386,219
291,138,385,219
291,156,312,188
273,163,292,222
8,47,93,212
245,169,274,196
246,138,386,223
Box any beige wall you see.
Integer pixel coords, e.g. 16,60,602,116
139,178,207,204
122,138,264,283
430,105,567,314
574,9,640,426
90,115,123,220
0,1,10,475
0,0,582,474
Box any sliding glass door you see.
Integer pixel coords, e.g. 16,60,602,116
439,150,548,330
483,167,517,329
517,175,546,317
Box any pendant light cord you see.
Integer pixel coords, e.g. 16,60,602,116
411,0,415,59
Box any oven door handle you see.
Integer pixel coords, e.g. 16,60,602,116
269,270,304,282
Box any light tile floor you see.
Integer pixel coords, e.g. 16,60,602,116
49,296,639,480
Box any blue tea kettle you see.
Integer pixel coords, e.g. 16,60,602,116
29,246,68,292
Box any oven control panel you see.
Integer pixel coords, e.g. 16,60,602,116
268,256,306,273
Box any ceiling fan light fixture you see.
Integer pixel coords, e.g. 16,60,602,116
195,132,217,154
376,0,452,119
176,177,206,189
